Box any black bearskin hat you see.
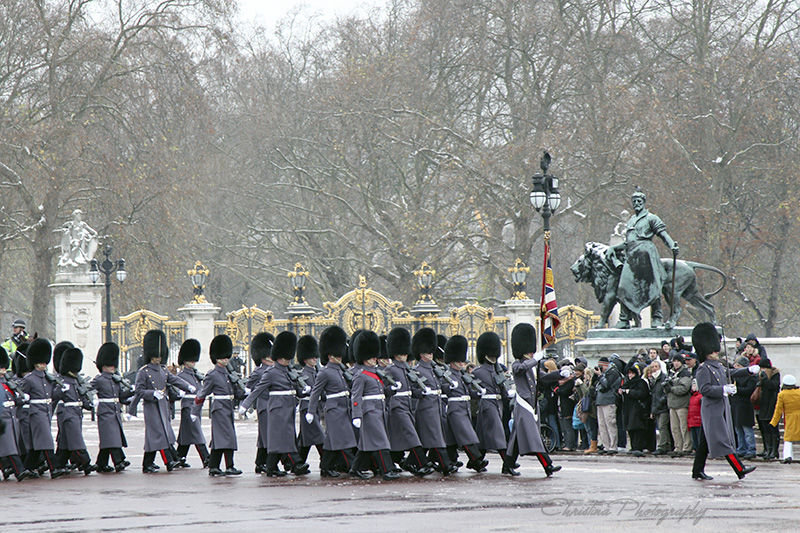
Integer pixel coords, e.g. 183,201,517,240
60,347,83,376
53,341,74,375
511,323,537,360
27,338,52,367
354,331,380,364
476,332,502,364
411,328,437,360
435,334,447,362
378,335,389,359
319,326,347,366
297,335,319,363
250,332,274,365
272,331,297,362
143,330,168,363
0,346,8,370
444,335,468,364
387,327,411,358
691,322,720,363
178,338,202,365
346,329,366,366
209,335,233,363
95,342,120,372
13,351,29,376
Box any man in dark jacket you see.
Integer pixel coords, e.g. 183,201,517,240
731,356,758,459
595,357,622,455
665,353,693,456
756,358,781,460
649,363,672,455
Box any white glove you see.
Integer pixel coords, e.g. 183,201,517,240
749,365,760,375
92,397,100,409
245,387,252,395
352,418,361,428
723,384,737,396
177,389,186,398
153,390,165,400
237,405,247,415
190,414,198,422
61,384,71,392
302,385,311,395
22,393,30,402
188,385,197,393
533,350,545,362
391,382,402,391
560,367,571,378
449,379,459,389
124,413,134,421
305,413,314,424
478,387,487,397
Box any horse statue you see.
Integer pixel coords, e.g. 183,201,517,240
570,241,726,329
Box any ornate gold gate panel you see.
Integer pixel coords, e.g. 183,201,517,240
107,309,186,373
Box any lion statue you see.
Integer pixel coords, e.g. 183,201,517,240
571,242,726,329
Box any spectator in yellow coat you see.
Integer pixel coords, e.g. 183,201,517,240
769,375,800,464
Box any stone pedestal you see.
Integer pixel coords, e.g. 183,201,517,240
499,299,539,365
50,270,104,376
177,303,221,373
575,326,693,366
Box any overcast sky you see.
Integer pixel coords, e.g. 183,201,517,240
236,0,381,30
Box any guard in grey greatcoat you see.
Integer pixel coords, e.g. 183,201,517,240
471,332,512,467
502,324,561,477
307,326,357,477
691,322,757,481
21,338,66,478
0,347,37,481
350,331,400,481
194,335,246,477
411,328,456,475
12,348,31,464
297,335,325,465
383,327,433,476
240,331,310,477
246,332,275,473
52,347,95,475
441,335,489,473
175,339,209,468
52,341,73,471
127,329,195,473
91,342,133,473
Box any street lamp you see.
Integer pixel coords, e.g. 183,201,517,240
287,262,310,305
187,261,210,304
508,258,530,300
89,244,127,342
530,151,561,238
413,262,436,304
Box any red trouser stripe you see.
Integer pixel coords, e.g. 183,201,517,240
536,453,550,468
341,451,351,468
727,454,742,471
159,450,168,465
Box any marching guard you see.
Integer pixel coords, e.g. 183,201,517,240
471,332,512,471
297,335,325,466
246,332,275,473
502,324,561,477
0,347,36,481
176,339,210,468
53,347,96,475
91,342,133,472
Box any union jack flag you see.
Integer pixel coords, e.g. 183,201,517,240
540,240,560,347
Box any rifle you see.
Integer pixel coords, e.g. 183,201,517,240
75,373,96,416
403,365,427,390
44,371,65,389
287,364,309,392
112,372,134,395
432,361,458,388
374,367,397,387
461,371,487,395
226,362,247,398
338,363,355,387
493,362,513,397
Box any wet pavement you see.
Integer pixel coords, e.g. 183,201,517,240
4,417,797,532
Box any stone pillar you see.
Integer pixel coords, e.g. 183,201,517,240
50,270,104,376
499,299,539,366
177,302,221,373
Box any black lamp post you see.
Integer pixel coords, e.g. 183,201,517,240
529,151,561,239
89,244,127,342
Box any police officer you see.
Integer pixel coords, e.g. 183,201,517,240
246,332,274,473
307,326,357,477
503,323,561,477
91,342,133,473
127,329,196,473
52,347,95,475
194,335,245,476
176,339,210,468
297,335,325,466
1,319,28,365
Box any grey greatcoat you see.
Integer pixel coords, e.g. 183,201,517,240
52,375,92,451
246,364,270,449
21,370,56,451
442,370,480,446
351,364,391,452
696,359,736,457
507,358,547,455
471,363,508,451
128,363,194,452
90,372,132,449
412,360,447,449
177,367,206,446
242,364,302,454
194,366,244,450
298,365,325,447
0,376,24,457
384,361,423,451
308,363,357,451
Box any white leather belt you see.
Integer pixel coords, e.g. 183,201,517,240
327,391,350,399
97,398,119,403
270,390,296,396
481,394,501,400
62,401,82,407
183,394,196,399
448,395,471,402
425,390,442,396
362,394,385,401
2,400,14,408
211,394,233,400
393,391,412,397
22,404,29,409
29,398,51,404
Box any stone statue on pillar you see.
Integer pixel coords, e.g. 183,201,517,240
56,209,98,269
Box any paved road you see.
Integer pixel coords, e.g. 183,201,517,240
4,417,797,532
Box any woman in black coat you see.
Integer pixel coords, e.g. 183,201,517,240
620,363,651,456
756,358,781,460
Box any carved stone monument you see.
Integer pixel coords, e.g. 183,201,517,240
50,210,103,374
